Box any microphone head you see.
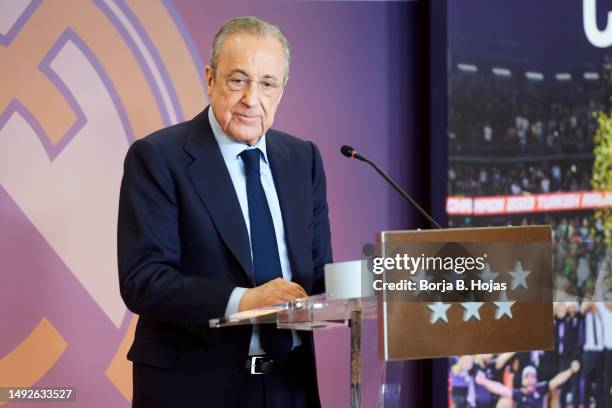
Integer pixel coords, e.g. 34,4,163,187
340,145,355,158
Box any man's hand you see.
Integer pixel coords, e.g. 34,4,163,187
238,278,307,312
570,360,580,373
475,371,486,385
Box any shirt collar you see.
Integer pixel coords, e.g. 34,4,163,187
208,106,268,163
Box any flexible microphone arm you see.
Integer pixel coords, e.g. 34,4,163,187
340,145,442,229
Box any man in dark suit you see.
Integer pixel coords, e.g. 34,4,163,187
117,16,332,408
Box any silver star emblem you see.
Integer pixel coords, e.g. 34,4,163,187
427,302,452,323
493,292,515,319
461,301,484,321
508,261,530,290
477,263,499,282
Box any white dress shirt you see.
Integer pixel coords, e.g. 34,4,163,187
583,310,605,351
596,302,612,350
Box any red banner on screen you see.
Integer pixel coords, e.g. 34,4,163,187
446,191,612,215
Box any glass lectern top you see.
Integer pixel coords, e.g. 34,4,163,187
209,294,377,331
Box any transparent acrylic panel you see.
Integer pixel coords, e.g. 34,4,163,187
209,294,377,330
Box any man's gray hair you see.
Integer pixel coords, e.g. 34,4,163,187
522,365,537,379
211,16,291,80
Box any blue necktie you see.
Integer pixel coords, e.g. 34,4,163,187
592,313,599,347
240,148,292,360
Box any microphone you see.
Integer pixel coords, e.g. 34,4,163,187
340,145,442,229
340,145,367,161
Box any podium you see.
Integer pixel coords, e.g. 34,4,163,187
210,294,379,407
210,226,553,407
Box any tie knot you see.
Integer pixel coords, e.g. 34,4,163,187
240,148,261,175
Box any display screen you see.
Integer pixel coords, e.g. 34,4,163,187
446,1,611,407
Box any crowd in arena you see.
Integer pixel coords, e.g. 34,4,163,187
448,163,592,196
450,297,612,408
552,217,610,301
450,213,609,300
447,68,606,198
447,66,611,407
449,213,611,408
448,70,605,151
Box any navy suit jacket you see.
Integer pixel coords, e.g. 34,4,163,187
117,107,332,407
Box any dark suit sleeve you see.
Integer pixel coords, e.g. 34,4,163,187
309,142,332,294
117,139,235,326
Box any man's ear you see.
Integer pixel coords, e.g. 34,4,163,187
204,65,214,96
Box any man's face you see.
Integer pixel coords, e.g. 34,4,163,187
205,33,286,145
554,302,566,319
522,372,537,391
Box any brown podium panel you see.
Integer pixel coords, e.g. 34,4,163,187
377,225,553,360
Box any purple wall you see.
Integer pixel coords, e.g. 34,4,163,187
0,0,431,406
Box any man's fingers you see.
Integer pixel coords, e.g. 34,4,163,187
254,279,307,307
281,285,305,299
241,279,309,311
265,289,301,305
280,281,306,298
279,288,303,301
287,282,307,297
265,279,307,298
267,296,286,305
270,292,298,304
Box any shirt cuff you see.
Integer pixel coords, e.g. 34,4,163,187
225,287,249,316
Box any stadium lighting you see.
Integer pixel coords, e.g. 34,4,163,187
525,71,544,81
555,73,572,81
457,63,478,73
583,72,600,80
492,67,511,77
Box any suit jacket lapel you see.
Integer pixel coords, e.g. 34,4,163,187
184,108,254,283
267,134,312,291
